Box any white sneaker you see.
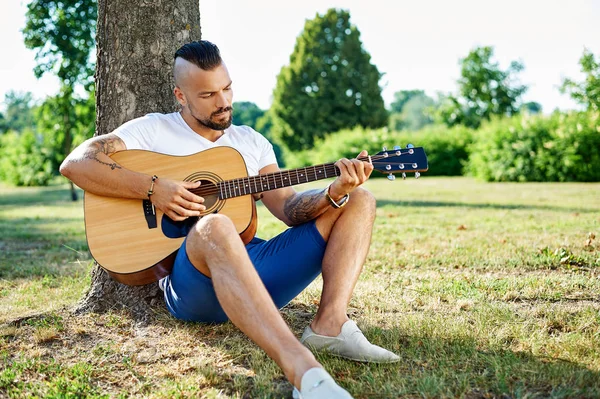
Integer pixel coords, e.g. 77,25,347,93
292,368,353,399
301,320,400,363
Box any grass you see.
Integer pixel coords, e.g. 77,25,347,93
0,177,599,398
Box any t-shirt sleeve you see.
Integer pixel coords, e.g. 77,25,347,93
112,114,159,151
254,129,278,169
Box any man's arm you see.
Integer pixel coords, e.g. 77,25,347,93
60,134,205,221
60,133,149,198
260,150,374,226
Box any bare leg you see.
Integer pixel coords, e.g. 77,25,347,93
186,214,320,389
311,188,377,336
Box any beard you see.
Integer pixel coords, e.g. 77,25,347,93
190,105,233,131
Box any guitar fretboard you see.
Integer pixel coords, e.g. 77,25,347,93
218,163,340,199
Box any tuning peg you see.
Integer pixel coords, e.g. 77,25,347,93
382,146,387,151
386,165,392,170
402,172,406,180
387,173,396,181
406,143,414,149
393,145,401,150
415,171,420,179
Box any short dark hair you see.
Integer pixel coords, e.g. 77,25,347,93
174,40,222,70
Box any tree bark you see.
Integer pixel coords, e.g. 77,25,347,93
75,0,201,322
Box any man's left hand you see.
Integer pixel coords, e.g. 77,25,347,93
328,150,373,200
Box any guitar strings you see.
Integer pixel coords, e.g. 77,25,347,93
188,164,418,197
186,152,419,197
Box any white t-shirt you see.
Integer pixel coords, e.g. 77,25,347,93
113,112,277,176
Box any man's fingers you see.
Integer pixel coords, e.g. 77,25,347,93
339,158,358,182
179,198,206,212
177,180,204,205
351,158,366,180
182,180,201,189
356,150,373,179
180,189,205,205
173,194,204,213
165,209,187,221
171,204,201,218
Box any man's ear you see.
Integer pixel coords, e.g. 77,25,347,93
174,86,186,106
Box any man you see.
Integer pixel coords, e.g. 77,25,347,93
60,40,398,399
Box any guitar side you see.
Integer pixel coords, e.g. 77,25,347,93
84,147,256,285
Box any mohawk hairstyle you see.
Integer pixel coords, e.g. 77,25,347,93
174,40,222,70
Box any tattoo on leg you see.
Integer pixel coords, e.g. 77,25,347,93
283,188,327,225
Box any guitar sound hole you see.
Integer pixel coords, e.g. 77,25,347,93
197,179,219,211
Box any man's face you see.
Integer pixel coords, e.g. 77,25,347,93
174,61,234,131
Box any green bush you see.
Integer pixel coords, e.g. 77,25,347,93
283,124,474,177
467,111,600,182
0,130,54,186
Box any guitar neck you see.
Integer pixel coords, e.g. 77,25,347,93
218,162,339,199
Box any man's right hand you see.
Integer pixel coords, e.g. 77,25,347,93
150,178,205,221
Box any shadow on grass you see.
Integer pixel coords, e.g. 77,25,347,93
0,185,81,206
386,331,600,398
376,199,596,214
0,185,89,280
147,301,600,398
143,314,600,398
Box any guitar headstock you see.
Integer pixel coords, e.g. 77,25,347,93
370,145,428,180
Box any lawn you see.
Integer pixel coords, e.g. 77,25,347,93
1,177,599,398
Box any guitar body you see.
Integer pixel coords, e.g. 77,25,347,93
84,147,257,286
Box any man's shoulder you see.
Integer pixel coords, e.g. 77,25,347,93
228,124,267,141
115,112,181,134
134,112,180,125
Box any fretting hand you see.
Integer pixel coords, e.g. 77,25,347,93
328,150,374,200
149,178,205,221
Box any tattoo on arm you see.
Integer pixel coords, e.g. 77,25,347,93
79,136,124,170
283,188,327,225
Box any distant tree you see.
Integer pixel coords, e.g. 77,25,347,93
389,90,435,131
390,90,425,114
23,0,97,198
520,101,542,115
232,101,265,130
271,8,387,150
561,49,600,112
0,91,94,186
0,129,54,186
251,110,284,167
36,91,96,174
437,46,527,129
0,91,37,133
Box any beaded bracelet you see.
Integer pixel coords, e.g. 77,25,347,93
147,175,158,198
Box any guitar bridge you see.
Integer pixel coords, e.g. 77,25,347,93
142,199,157,229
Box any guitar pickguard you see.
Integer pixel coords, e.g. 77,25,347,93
161,215,199,238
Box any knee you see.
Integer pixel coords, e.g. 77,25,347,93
189,214,237,248
349,187,376,217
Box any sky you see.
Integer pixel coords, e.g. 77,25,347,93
1,0,599,113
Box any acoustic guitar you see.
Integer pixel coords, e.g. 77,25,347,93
84,145,428,285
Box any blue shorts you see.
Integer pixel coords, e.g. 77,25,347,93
162,220,326,323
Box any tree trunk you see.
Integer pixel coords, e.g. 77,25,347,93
75,0,201,322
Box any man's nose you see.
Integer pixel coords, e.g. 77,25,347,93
214,90,230,109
